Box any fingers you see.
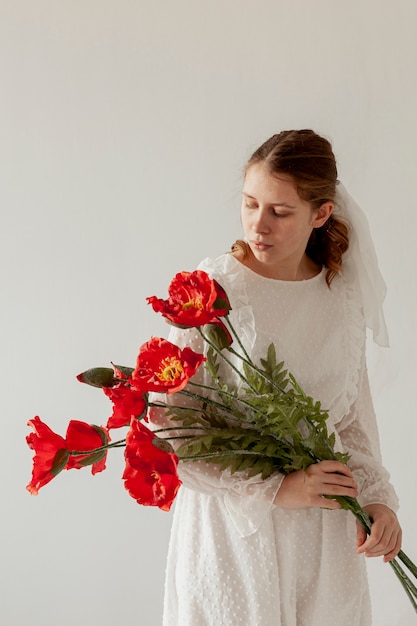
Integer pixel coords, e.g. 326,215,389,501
275,468,347,509
357,523,402,560
357,528,401,560
314,460,354,478
275,462,358,511
305,462,359,500
383,531,402,563
356,521,367,548
356,504,402,562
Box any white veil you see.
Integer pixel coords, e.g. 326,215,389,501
334,182,389,347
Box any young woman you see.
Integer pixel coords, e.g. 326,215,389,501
151,130,401,625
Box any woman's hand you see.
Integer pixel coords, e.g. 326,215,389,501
356,503,402,562
274,460,358,510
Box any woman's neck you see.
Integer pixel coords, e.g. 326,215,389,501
242,251,321,281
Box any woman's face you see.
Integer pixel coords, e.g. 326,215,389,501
241,162,330,279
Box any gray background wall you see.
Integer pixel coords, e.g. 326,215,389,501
2,1,416,624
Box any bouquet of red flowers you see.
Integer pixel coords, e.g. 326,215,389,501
26,270,417,610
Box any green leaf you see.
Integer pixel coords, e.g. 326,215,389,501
50,448,70,477
75,451,106,467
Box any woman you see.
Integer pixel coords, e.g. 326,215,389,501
151,129,401,625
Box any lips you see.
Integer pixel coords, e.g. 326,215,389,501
251,241,272,251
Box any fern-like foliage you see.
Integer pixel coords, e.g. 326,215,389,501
164,342,350,480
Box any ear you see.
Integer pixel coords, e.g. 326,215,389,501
312,201,334,228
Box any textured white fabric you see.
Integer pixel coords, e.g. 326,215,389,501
334,182,389,347
150,253,399,626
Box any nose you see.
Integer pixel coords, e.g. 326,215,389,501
253,208,271,234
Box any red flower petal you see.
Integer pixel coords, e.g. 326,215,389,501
147,270,231,327
123,419,181,511
26,416,68,495
212,280,232,313
131,337,206,394
103,385,147,429
65,420,109,474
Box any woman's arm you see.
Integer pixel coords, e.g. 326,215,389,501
336,366,401,561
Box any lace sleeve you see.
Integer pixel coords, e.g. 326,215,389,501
148,324,283,537
335,365,399,512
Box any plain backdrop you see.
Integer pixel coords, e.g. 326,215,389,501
2,1,417,625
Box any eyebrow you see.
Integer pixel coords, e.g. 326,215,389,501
242,192,297,210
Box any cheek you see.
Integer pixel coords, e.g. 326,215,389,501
240,209,250,231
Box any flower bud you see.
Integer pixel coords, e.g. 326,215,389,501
203,322,233,350
77,367,116,388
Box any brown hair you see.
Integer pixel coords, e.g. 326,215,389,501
232,129,349,286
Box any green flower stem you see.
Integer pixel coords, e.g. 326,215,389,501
152,425,207,435
179,388,244,415
150,395,255,427
148,401,205,415
224,318,288,393
179,386,282,429
227,344,287,393
151,398,256,428
334,496,372,533
186,381,280,425
190,376,313,434
69,439,126,456
398,550,417,580
150,386,323,465
223,317,252,362
389,560,417,609
177,448,290,462
197,327,259,393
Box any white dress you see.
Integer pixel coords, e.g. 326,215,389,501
150,253,399,626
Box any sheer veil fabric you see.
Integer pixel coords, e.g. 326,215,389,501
335,182,389,347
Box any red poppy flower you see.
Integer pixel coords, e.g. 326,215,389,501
26,416,69,495
123,419,181,511
147,270,231,328
103,385,147,429
65,420,109,474
131,337,206,394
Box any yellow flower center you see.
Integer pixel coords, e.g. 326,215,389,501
156,357,184,383
182,296,203,310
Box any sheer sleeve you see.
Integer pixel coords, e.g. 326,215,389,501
335,364,399,512
148,324,284,537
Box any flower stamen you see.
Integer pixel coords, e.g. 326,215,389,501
182,297,204,310
156,357,184,382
